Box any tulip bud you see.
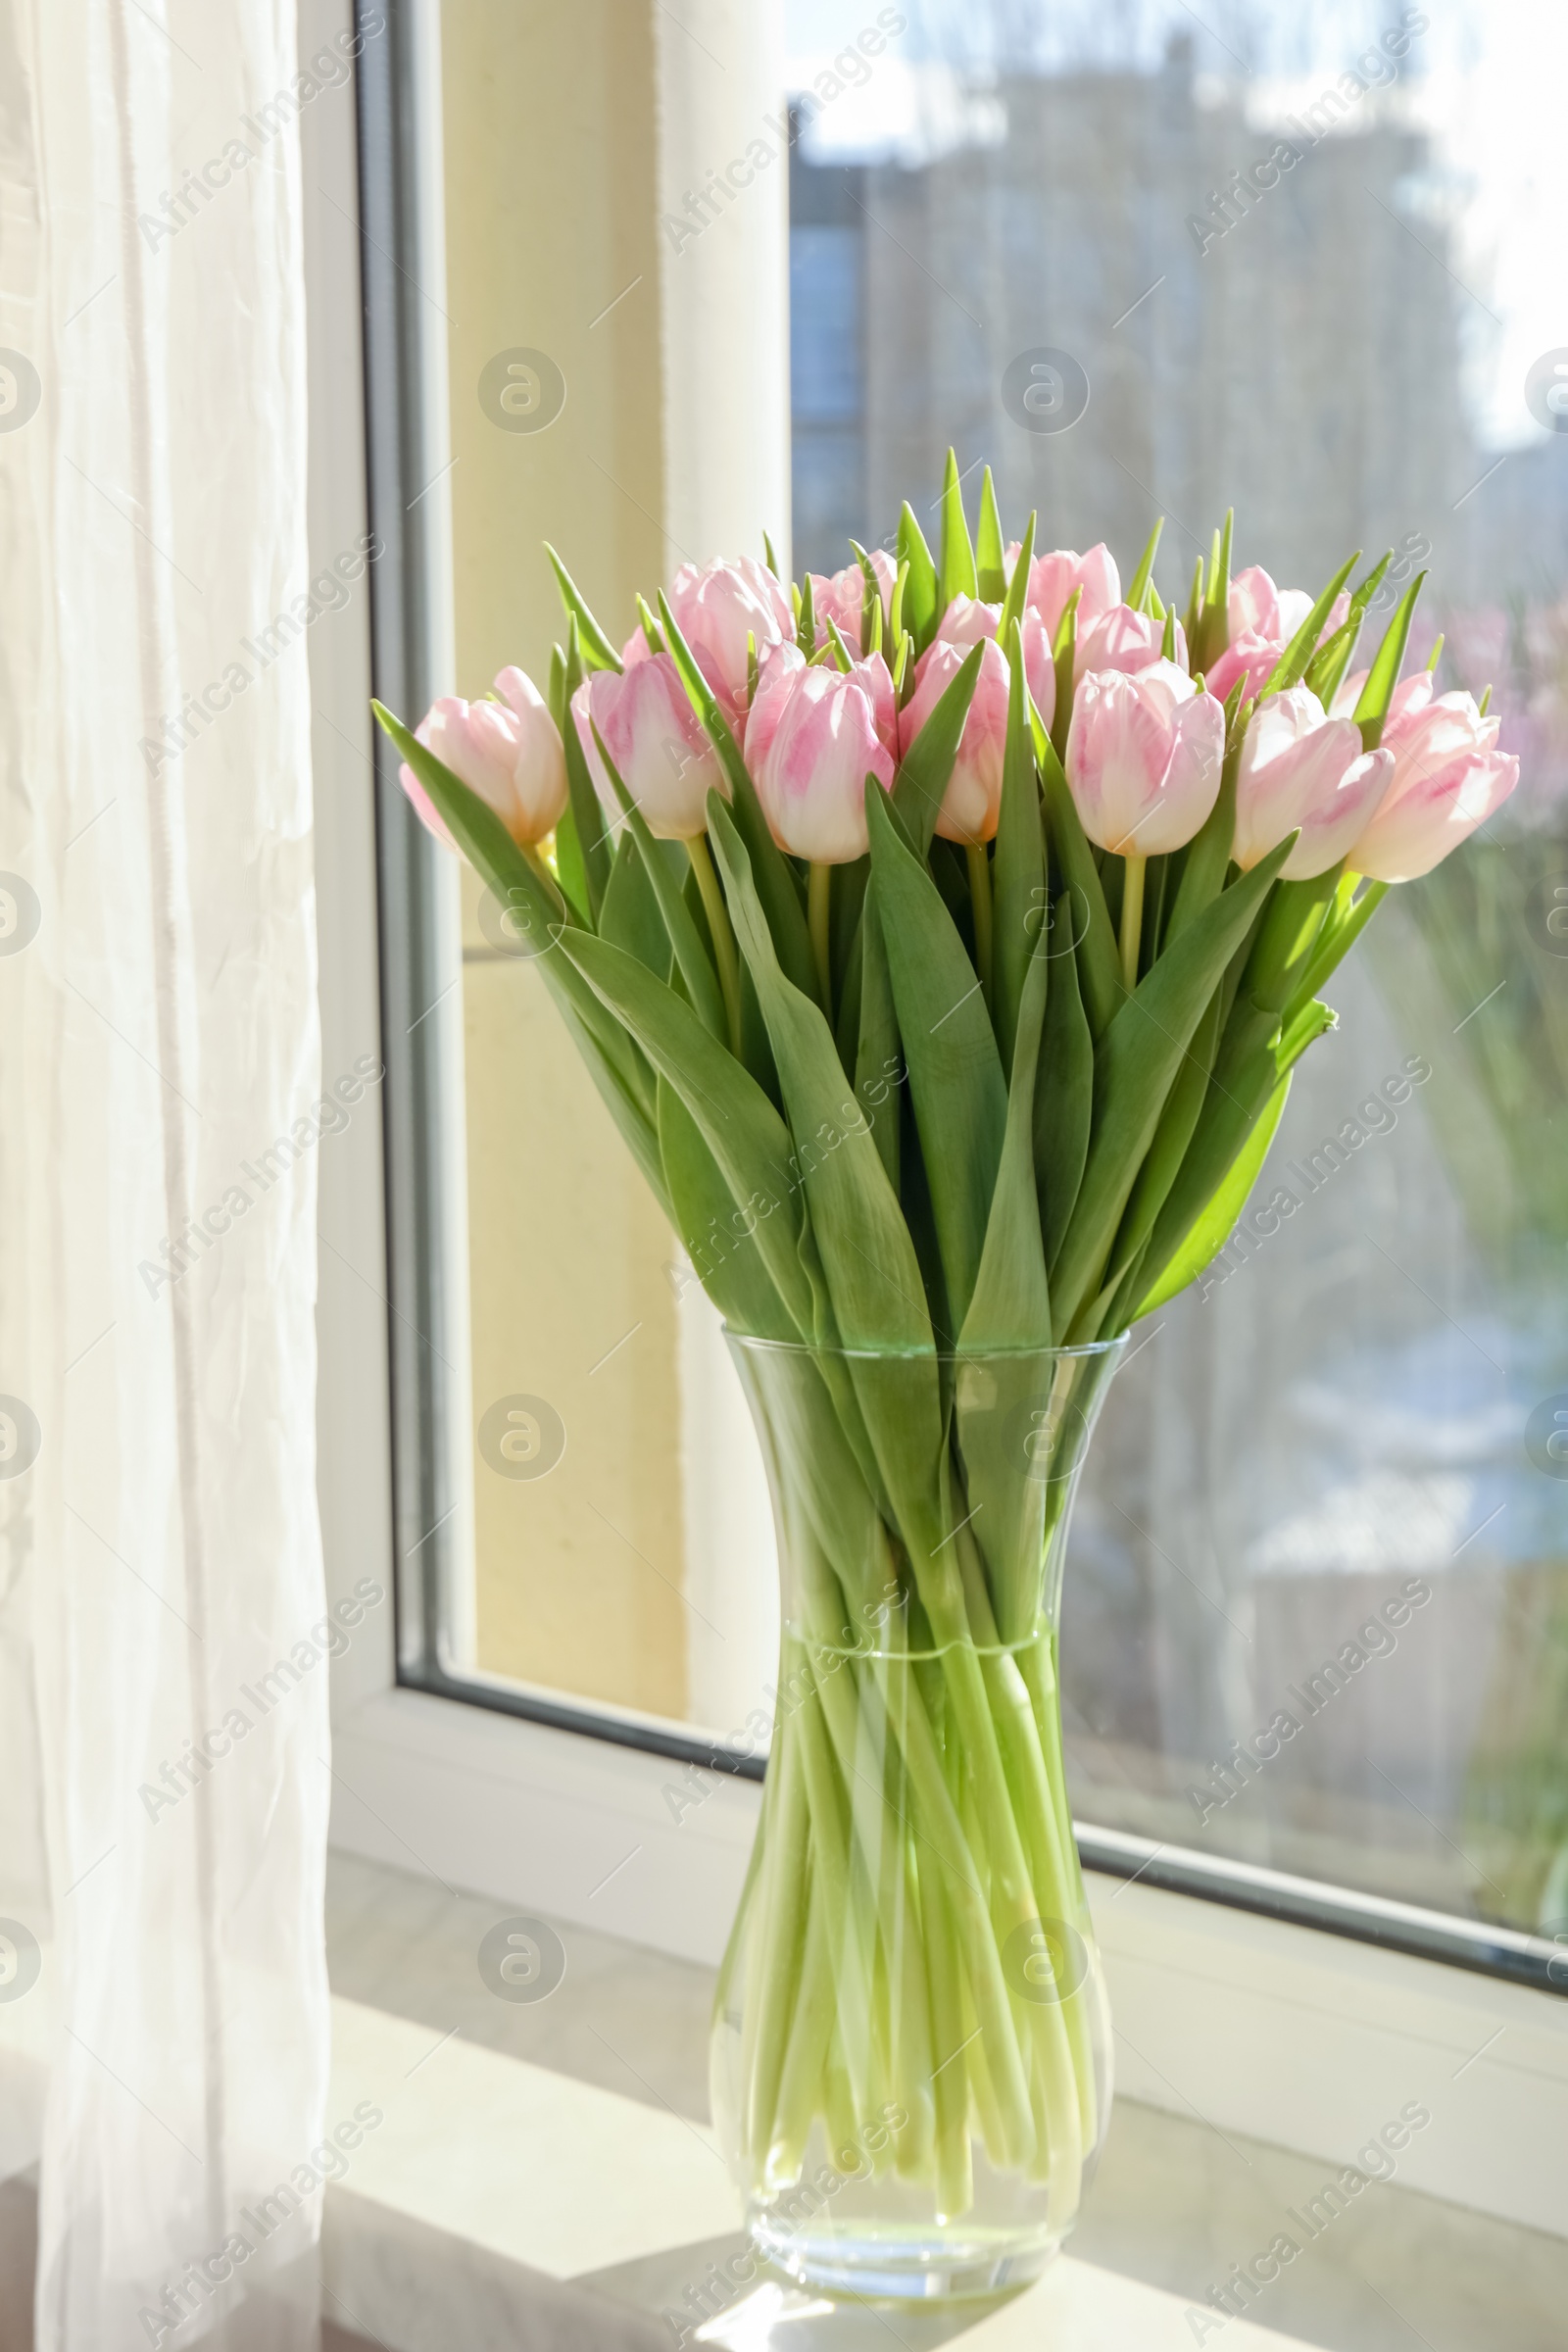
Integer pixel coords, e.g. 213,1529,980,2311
667,555,794,731
808,551,896,652
1233,687,1395,879
1076,603,1187,683
1229,565,1314,646
1208,568,1350,702
1024,545,1121,643
747,654,895,862
399,672,568,851
1329,669,1429,727
1065,660,1224,856
932,594,1055,715
571,654,727,841
902,638,1011,846
1347,688,1520,881
935,594,1001,649
1204,629,1284,705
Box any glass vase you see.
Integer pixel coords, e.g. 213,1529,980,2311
711,1334,1125,2301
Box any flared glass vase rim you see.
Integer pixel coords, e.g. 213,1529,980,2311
722,1327,1130,1366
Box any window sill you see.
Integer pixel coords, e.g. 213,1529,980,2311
318,1974,1565,2352
329,1685,1568,2241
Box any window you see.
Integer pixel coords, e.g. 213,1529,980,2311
361,0,1568,1988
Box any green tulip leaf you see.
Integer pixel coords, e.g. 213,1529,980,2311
897,503,939,655
976,466,1007,603
992,622,1045,1079
1135,1069,1292,1318
372,700,663,1192
658,1079,796,1343
1051,833,1295,1335
556,924,815,1337
657,588,818,1004
1352,572,1428,751
960,932,1052,1351
939,447,978,612
1036,892,1094,1273
561,620,613,923
545,545,623,673
1258,552,1360,699
893,640,984,858
709,799,932,1352
600,830,672,981
867,783,1008,1336
1038,734,1121,1038
592,721,725,1037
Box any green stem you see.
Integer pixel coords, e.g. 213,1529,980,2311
808,859,833,1019
966,841,994,1004
923,1861,975,2221
740,1652,811,2175
687,829,744,1056
1119,852,1146,994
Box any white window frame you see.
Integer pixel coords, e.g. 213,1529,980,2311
305,0,1568,2248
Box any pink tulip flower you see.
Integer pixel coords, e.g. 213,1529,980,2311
936,594,1002,649
747,644,898,766
1021,544,1122,643
851,649,900,762
1232,687,1395,879
571,653,727,841
1230,565,1316,646
902,637,1011,846
746,655,895,862
1076,603,1187,683
1065,660,1224,856
742,639,808,768
667,555,795,731
808,551,896,652
1205,633,1282,704
1329,668,1430,727
1207,568,1351,703
1345,686,1520,881
399,670,567,850
932,596,1054,726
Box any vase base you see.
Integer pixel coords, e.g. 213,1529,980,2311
750,2213,1060,2303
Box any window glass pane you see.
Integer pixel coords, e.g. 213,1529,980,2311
427,3,781,1753
400,0,1566,1960
785,0,1568,1936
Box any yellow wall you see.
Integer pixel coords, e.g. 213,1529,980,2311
442,0,689,1717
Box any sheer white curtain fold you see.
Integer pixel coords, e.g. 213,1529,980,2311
0,5,329,2347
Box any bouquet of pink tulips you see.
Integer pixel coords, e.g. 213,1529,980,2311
378,452,1514,1356
374,458,1516,2232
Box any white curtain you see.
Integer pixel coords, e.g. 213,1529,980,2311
0,4,329,2347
